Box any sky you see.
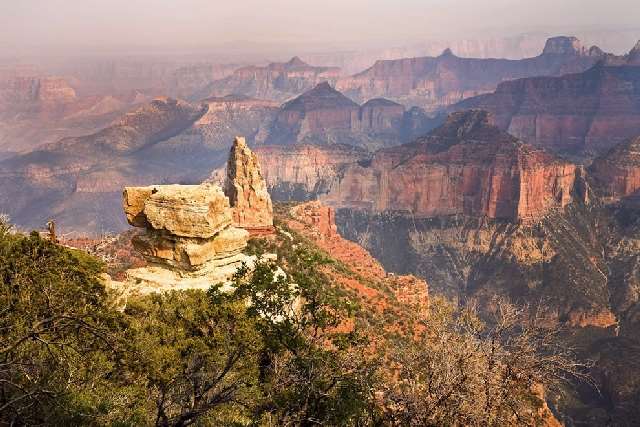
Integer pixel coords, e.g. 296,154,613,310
1,0,639,54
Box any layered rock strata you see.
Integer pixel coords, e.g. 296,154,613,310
224,136,274,234
453,46,640,158
263,82,438,150
321,110,576,222
194,56,341,103
122,183,254,293
589,136,640,204
336,36,606,111
254,143,369,199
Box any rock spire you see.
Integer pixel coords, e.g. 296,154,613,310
224,136,274,235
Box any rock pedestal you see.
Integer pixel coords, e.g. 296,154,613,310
122,183,256,294
224,136,274,235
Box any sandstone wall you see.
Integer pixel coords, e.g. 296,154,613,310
255,144,369,195
321,112,577,222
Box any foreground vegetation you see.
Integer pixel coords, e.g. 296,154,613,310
0,220,585,426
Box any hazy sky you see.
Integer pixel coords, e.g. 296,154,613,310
2,0,639,52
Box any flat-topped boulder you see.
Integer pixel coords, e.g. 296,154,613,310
118,181,264,294
123,184,232,238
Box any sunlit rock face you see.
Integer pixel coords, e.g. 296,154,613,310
321,110,576,222
224,136,274,234
121,183,254,293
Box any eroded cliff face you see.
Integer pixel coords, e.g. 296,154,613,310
335,205,614,326
190,95,278,147
333,197,640,423
194,57,341,102
224,137,274,234
454,53,640,159
589,136,640,204
254,143,369,200
336,36,605,111
321,111,576,222
0,76,77,107
286,201,429,312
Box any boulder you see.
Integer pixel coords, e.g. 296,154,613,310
125,184,232,238
121,180,268,294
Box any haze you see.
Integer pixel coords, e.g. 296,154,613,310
2,0,640,56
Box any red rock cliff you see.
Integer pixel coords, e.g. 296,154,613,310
589,136,640,204
321,111,576,222
454,50,640,158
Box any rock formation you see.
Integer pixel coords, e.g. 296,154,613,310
321,110,576,222
122,183,255,293
0,76,77,106
287,201,428,310
589,136,640,204
264,82,359,145
289,202,338,242
254,143,369,199
336,36,606,111
264,82,438,149
194,95,278,148
454,46,640,159
194,57,341,102
224,137,274,234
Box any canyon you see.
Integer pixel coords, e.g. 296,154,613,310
2,38,640,424
0,72,151,154
0,82,438,235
